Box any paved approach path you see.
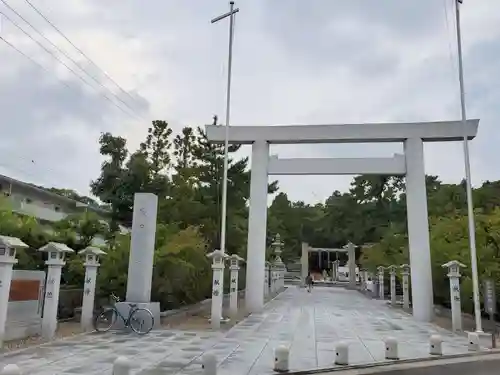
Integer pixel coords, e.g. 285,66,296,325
1,287,471,375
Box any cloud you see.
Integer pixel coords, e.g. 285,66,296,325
0,0,499,205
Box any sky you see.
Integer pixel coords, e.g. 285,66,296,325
0,0,499,204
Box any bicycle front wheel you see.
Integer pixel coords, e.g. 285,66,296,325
94,308,117,332
129,308,154,335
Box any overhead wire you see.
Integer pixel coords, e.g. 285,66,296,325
0,34,74,92
0,10,143,121
442,0,458,73
22,0,139,107
0,0,145,120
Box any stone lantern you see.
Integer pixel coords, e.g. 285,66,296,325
343,242,357,288
377,266,385,300
263,261,270,296
228,254,244,318
38,242,74,340
442,260,466,332
332,260,340,282
272,234,286,291
79,247,106,331
400,264,411,309
0,236,28,346
387,265,398,306
206,249,228,329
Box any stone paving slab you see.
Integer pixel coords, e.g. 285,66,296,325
1,287,471,375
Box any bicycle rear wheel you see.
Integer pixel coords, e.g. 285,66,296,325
129,308,154,335
94,308,117,332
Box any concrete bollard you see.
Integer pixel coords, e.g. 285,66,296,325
1,365,21,375
335,342,349,365
468,332,480,352
202,352,217,375
274,345,289,372
429,335,443,356
113,357,131,375
385,337,399,360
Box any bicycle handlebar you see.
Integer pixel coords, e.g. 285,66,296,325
111,293,120,302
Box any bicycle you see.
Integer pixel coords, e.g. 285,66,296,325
94,293,154,335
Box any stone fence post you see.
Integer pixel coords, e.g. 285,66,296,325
207,250,228,329
442,260,466,332
400,264,411,309
228,254,244,318
79,247,106,331
377,266,385,300
38,242,74,340
0,236,29,347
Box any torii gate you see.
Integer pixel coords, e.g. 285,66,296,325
302,243,358,287
206,119,479,322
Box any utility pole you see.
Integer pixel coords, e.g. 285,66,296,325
454,0,482,332
211,2,239,256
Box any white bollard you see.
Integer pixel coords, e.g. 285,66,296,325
385,337,399,360
335,342,349,365
202,352,217,375
274,345,289,372
429,335,443,356
468,332,480,352
1,365,21,375
112,357,131,375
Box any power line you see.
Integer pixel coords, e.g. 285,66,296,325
22,0,140,107
0,35,74,91
442,0,458,87
0,0,143,119
0,10,143,121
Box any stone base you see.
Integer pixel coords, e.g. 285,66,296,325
4,317,42,341
114,301,161,330
465,330,494,349
478,331,494,349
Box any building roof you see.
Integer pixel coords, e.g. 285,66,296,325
0,173,109,215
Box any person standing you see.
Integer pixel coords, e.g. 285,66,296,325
305,272,313,292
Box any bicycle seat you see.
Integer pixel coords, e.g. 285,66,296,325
128,303,137,308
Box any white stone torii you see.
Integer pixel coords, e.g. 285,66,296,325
301,244,357,288
206,119,479,322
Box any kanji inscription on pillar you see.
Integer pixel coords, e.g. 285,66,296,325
452,284,460,301
213,277,221,297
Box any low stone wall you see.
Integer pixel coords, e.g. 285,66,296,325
160,290,246,320
296,352,500,375
6,270,45,341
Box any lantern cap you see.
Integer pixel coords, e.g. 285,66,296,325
228,254,245,262
271,233,284,246
206,249,228,260
342,241,357,249
79,246,107,256
38,242,74,253
0,235,28,248
442,260,466,269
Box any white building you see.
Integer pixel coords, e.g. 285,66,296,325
0,174,129,246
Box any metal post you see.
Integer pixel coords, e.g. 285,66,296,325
211,2,239,255
455,0,482,332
